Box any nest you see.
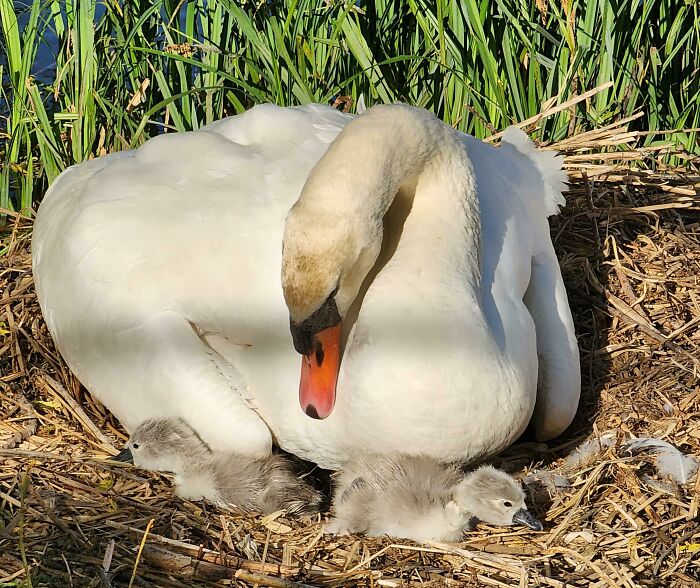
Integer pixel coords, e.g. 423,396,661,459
1,119,699,587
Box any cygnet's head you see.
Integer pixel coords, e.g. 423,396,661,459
453,465,542,531
114,418,209,473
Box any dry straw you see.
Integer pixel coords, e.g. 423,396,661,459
1,109,699,586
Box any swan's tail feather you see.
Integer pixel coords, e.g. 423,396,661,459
501,127,567,217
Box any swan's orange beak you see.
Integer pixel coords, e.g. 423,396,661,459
299,324,341,419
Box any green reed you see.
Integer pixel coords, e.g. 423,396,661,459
1,0,698,213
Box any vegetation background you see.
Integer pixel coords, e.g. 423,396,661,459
1,0,699,215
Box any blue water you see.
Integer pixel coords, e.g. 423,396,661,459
8,1,109,82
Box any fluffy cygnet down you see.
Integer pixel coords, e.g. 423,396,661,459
114,418,321,516
326,456,542,542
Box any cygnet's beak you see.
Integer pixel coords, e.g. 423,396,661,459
111,447,133,463
512,508,543,531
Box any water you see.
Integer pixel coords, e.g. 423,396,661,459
9,0,108,83
7,2,54,79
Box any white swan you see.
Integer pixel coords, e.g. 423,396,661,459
32,103,580,470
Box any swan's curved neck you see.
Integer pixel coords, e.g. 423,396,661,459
394,144,481,290
288,104,482,316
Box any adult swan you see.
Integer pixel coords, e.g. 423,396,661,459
32,104,580,470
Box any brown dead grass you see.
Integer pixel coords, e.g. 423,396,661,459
1,115,699,587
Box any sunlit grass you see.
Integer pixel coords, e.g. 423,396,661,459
1,0,699,213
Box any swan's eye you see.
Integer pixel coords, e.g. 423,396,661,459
503,501,512,508
132,443,140,450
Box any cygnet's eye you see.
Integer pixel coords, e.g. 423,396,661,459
503,500,513,508
132,443,140,450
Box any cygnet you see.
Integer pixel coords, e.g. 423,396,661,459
326,455,542,541
114,418,322,516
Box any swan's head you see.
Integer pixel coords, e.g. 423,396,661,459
281,104,433,419
113,418,210,473
282,194,383,420
453,466,542,531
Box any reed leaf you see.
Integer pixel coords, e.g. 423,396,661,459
1,0,698,213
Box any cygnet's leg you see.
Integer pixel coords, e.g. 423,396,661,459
325,477,371,535
523,245,581,441
107,311,272,456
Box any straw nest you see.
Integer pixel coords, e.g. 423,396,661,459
1,115,699,588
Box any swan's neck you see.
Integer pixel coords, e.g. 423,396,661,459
391,148,481,293
290,104,481,315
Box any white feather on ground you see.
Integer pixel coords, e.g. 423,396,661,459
564,433,616,470
622,438,698,484
533,431,697,491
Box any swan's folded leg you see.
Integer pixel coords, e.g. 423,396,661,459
523,245,580,441
112,312,272,456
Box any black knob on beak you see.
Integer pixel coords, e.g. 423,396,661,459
512,508,543,531
111,447,133,463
